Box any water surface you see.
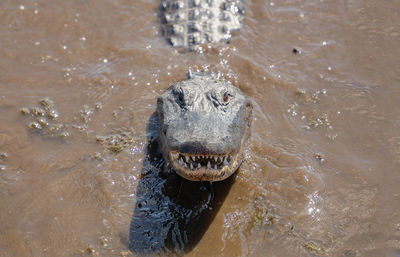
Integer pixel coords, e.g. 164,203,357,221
0,0,399,256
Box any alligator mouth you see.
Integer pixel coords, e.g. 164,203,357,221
169,151,240,181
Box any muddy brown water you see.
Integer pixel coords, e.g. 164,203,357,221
0,0,399,256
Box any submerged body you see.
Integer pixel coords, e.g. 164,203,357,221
159,0,244,51
157,72,252,181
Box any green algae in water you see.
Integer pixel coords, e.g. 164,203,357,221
40,98,54,109
94,102,103,110
21,98,69,138
303,241,326,255
28,121,42,130
80,104,93,122
119,251,131,257
96,136,105,144
0,152,6,169
85,244,95,254
92,152,103,160
20,107,30,115
59,131,70,138
96,127,138,154
0,152,8,160
314,153,325,163
31,107,46,116
47,123,64,133
248,194,277,228
37,117,48,127
108,144,123,153
295,88,306,96
308,113,330,128
47,109,59,119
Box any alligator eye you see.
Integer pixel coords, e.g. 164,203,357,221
177,88,184,102
208,89,232,109
222,91,232,103
173,87,186,107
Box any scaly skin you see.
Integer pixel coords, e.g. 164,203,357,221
157,72,252,181
159,0,244,51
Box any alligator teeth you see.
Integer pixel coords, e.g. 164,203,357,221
224,158,229,165
172,152,236,170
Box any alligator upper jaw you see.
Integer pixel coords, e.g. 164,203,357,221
168,151,240,182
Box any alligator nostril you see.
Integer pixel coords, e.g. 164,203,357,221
246,101,253,109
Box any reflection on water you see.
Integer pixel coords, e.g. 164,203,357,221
0,0,400,256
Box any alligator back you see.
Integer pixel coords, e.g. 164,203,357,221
160,0,244,51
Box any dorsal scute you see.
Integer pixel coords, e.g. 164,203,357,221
160,0,244,51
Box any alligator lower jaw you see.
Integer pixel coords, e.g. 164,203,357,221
169,151,240,182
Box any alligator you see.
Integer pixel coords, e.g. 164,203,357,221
159,0,244,51
157,72,252,181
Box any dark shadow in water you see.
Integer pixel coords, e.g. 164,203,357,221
129,113,235,256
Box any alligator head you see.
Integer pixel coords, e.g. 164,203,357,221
157,72,252,181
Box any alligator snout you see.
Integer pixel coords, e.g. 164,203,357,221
165,113,243,155
169,140,237,156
